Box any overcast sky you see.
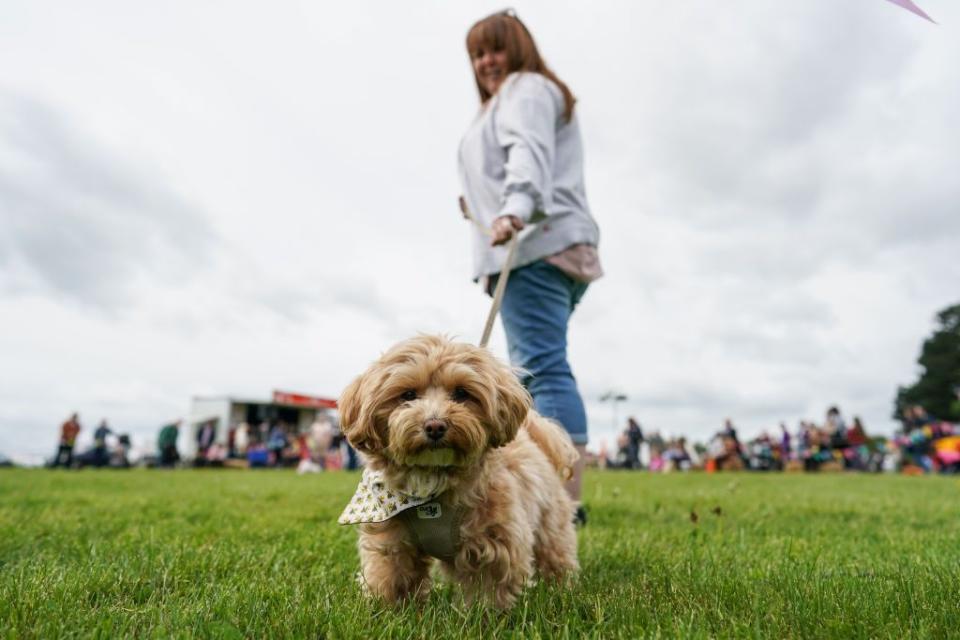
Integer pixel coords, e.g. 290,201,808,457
1,0,957,463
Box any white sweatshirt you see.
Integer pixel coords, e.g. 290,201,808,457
458,72,601,280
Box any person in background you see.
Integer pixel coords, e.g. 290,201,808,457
112,433,132,468
233,421,250,457
902,406,937,472
722,418,739,443
648,429,666,455
609,432,630,469
157,420,181,468
196,420,217,463
844,416,869,470
327,421,346,470
295,432,321,474
826,406,848,449
664,437,692,471
204,443,227,466
909,405,935,431
458,11,602,524
311,416,334,467
626,417,643,470
267,422,288,467
227,424,237,458
722,418,748,464
847,416,868,447
53,412,81,468
92,419,112,468
779,422,792,461
341,418,359,471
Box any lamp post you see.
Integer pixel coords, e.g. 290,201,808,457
600,391,628,433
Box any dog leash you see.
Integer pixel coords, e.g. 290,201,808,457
459,197,520,349
479,235,518,349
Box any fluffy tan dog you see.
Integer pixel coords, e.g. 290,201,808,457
338,335,579,609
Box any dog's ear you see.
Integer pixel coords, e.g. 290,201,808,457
338,370,385,455
488,364,531,448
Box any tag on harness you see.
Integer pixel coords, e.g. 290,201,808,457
416,503,442,519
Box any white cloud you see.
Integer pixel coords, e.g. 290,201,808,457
0,93,220,309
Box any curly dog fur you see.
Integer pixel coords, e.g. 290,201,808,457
339,335,579,608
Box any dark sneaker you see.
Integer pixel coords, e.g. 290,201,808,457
574,505,587,527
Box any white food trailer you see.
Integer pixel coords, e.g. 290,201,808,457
185,390,337,459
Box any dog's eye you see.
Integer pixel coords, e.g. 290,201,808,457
451,386,471,402
400,389,417,402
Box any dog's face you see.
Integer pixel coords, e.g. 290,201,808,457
339,335,531,469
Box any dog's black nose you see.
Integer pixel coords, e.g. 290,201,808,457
424,419,447,441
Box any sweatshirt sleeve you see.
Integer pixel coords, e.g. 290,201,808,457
493,73,559,224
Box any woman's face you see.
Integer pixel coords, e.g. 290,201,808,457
472,45,509,96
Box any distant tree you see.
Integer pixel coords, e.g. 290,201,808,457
894,303,960,423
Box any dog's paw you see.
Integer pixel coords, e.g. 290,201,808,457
355,570,372,597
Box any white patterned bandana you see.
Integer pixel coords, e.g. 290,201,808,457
338,467,436,525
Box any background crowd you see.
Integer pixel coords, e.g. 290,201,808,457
191,417,359,472
51,414,132,469
601,405,960,475
45,403,958,475
48,413,358,473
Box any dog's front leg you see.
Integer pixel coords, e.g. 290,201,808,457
358,520,431,604
455,520,534,610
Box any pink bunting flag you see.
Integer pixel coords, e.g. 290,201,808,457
883,0,936,23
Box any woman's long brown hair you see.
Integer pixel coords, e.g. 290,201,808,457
466,10,576,122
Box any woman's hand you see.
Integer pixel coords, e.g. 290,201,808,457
491,215,524,246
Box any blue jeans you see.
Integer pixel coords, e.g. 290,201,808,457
490,260,589,445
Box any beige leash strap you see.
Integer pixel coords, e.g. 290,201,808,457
479,234,518,348
459,197,520,349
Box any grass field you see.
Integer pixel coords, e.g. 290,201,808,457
1,469,958,639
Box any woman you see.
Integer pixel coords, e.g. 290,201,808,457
458,10,602,521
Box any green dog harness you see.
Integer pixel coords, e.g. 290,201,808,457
396,493,464,563
339,469,464,562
